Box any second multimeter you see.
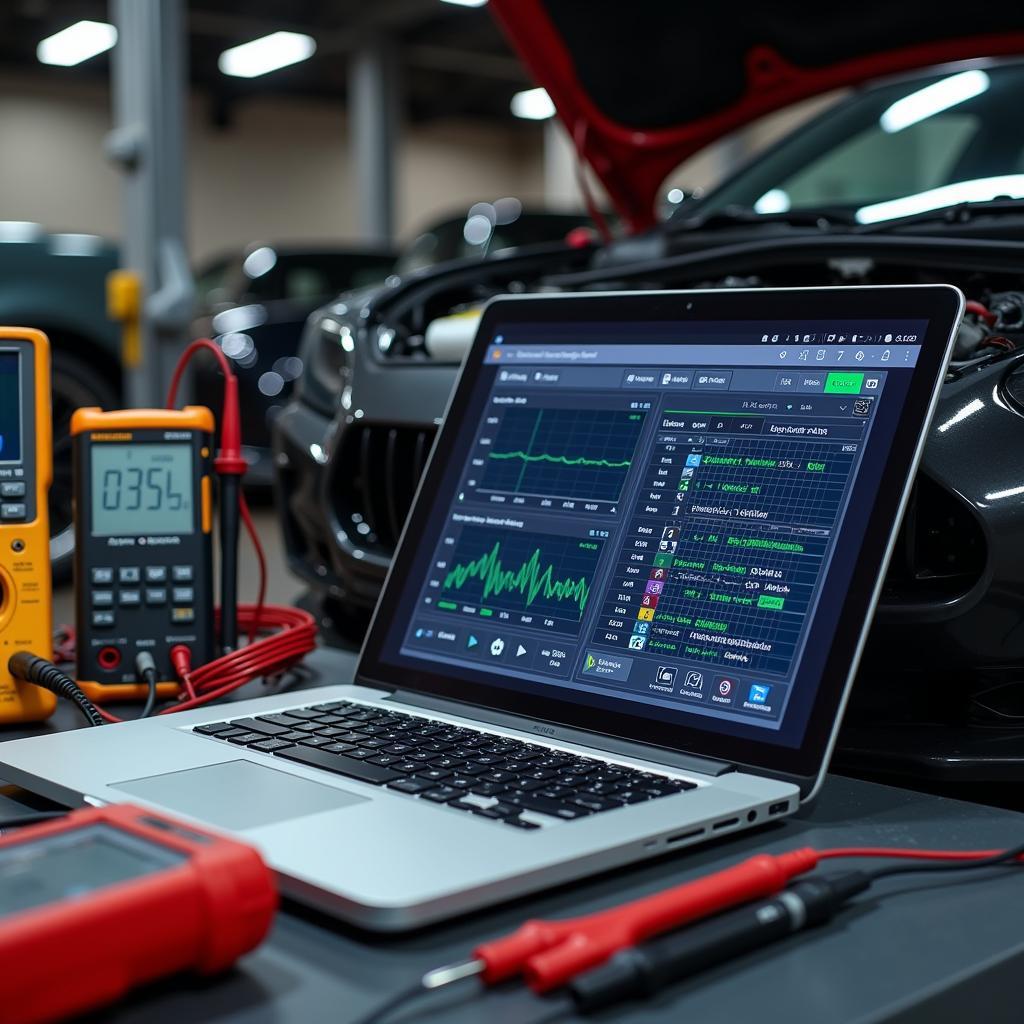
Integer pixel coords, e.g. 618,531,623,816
72,408,215,699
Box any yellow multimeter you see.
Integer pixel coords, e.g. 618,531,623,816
0,328,54,724
71,407,216,702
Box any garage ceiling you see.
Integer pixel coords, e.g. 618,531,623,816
0,0,531,123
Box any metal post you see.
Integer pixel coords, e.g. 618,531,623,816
349,34,398,244
107,0,194,408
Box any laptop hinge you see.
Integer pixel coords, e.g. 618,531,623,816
385,690,736,778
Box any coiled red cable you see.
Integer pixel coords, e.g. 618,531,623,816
88,339,317,724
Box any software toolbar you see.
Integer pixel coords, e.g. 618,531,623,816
401,322,923,732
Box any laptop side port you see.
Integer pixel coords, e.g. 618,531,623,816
712,817,740,831
768,801,790,816
665,827,705,846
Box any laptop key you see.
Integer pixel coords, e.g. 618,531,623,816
420,786,460,803
367,754,402,767
254,713,306,728
505,793,592,820
470,782,509,797
571,795,625,813
504,817,541,830
299,736,334,748
417,768,451,783
249,738,293,753
193,722,234,735
275,746,401,784
387,778,433,795
322,742,357,754
226,732,264,746
310,701,352,712
614,789,654,804
227,718,291,737
283,709,324,721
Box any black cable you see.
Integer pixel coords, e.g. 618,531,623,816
352,979,436,1024
134,651,159,720
866,841,1024,883
8,652,104,727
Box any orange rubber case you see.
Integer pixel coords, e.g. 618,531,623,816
71,406,214,702
0,328,55,723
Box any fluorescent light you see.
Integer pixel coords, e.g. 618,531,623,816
880,69,989,133
855,174,1024,224
754,188,791,215
218,31,316,79
511,87,555,121
37,20,116,66
441,0,488,5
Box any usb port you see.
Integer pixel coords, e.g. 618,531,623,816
768,801,789,816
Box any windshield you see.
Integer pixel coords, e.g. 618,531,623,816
695,61,1024,224
395,205,590,275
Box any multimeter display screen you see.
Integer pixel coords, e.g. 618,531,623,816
0,824,185,917
91,444,194,536
0,351,21,462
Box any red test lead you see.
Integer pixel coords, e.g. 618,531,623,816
443,847,821,994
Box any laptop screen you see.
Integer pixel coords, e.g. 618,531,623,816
360,290,959,779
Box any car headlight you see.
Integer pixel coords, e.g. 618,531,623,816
294,311,356,416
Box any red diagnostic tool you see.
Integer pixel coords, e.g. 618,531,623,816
0,803,277,1024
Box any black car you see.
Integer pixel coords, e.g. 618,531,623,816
273,6,1024,783
191,243,396,484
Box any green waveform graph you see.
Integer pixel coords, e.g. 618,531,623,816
488,451,632,470
439,530,602,620
478,407,645,503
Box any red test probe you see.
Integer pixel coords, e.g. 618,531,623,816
356,841,1024,1024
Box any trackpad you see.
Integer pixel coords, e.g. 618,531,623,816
111,760,369,831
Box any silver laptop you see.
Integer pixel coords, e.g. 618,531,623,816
0,286,962,931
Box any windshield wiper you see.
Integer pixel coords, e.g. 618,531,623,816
671,204,859,233
857,197,1024,232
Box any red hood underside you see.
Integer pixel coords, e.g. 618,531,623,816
489,0,1024,231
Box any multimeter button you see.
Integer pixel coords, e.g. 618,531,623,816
119,590,141,607
92,590,115,607
0,482,25,498
1,503,26,520
172,586,194,603
172,565,194,582
145,565,168,582
92,611,116,627
91,567,114,584
119,567,141,584
146,588,167,605
172,607,195,624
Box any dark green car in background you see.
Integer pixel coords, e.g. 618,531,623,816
0,224,123,578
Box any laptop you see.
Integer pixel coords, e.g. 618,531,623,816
0,286,962,931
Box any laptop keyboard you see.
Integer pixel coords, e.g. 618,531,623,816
192,699,697,829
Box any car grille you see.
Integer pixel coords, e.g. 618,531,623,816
881,475,985,605
330,424,437,555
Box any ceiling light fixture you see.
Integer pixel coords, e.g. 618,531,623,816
218,31,316,79
879,69,989,133
440,0,488,7
37,20,117,67
511,87,555,121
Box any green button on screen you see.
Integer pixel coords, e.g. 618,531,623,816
824,372,864,394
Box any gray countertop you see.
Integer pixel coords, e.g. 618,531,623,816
4,647,1024,1023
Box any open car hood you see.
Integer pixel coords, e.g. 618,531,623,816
489,0,1024,231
